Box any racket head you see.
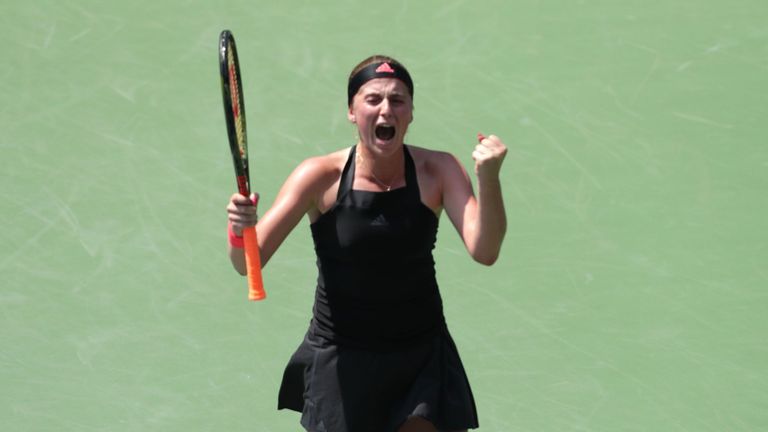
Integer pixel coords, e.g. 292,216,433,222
219,30,250,196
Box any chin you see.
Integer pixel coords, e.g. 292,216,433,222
372,139,404,154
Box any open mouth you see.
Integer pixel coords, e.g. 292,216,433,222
375,124,396,141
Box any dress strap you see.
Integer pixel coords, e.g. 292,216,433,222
403,145,421,202
336,146,357,201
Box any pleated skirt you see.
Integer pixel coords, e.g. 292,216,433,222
278,325,478,432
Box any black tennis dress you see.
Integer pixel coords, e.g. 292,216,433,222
278,145,478,432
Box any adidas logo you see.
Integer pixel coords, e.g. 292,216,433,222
370,214,388,226
375,63,395,74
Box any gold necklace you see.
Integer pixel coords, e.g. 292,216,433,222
356,152,397,191
370,171,393,191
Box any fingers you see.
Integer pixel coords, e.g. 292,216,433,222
227,192,259,234
473,133,508,176
474,133,507,159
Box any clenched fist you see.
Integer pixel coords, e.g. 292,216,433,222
473,133,507,178
226,193,259,236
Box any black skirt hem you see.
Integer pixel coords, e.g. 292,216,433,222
277,325,478,432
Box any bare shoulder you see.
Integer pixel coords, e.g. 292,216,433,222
406,145,468,212
407,144,464,178
290,147,349,189
286,147,351,217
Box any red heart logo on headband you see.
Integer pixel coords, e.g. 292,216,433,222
375,63,396,73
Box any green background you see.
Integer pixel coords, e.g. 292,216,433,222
2,0,767,430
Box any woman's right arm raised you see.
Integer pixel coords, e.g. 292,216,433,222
227,156,333,275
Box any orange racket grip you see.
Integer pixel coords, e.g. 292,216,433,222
242,227,265,301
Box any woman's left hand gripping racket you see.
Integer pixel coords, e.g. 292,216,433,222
219,30,265,301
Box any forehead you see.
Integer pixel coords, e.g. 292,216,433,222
358,78,410,96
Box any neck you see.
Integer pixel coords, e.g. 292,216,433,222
355,143,404,191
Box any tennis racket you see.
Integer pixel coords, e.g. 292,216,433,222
219,30,265,301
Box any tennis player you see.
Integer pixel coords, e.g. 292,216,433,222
226,55,507,432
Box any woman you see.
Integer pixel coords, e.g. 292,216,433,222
226,55,507,432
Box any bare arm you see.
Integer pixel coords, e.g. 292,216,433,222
441,134,508,265
226,157,334,275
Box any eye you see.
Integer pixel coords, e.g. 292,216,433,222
365,95,383,105
390,97,405,106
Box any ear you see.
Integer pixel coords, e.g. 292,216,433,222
347,106,356,123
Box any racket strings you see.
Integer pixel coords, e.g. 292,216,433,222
226,45,248,165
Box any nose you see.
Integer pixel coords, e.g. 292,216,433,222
379,98,392,116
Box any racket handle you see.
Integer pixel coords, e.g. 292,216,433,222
242,226,265,300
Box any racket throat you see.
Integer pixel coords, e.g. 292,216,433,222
236,175,250,196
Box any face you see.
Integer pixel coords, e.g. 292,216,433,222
348,78,413,156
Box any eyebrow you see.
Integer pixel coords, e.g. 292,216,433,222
362,90,406,98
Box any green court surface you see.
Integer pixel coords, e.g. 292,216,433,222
2,1,767,430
